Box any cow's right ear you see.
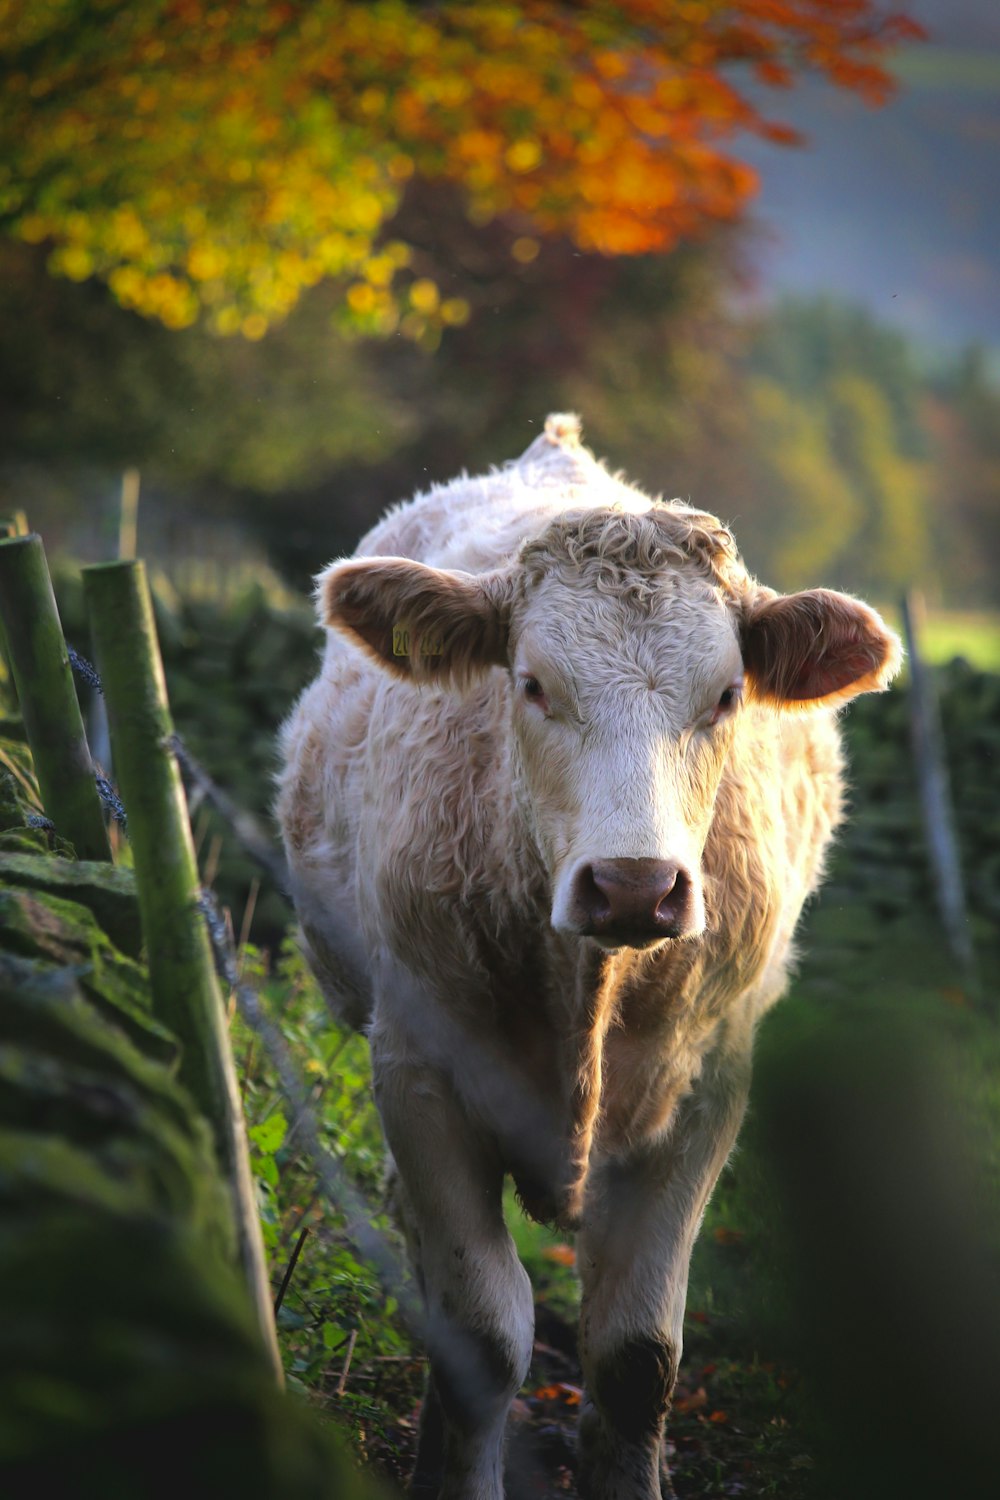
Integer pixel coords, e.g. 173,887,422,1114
741,586,902,710
318,556,517,687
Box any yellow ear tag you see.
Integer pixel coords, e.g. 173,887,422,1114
392,624,443,658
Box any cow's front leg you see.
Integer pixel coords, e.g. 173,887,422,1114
576,1051,752,1500
375,1051,534,1500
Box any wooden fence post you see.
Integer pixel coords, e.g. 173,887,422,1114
901,591,979,1000
83,558,282,1379
0,533,112,862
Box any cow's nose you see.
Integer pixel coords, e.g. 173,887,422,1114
572,858,695,942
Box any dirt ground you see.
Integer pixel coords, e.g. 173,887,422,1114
351,1294,810,1499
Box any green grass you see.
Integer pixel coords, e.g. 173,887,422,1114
884,606,1000,671
917,610,1000,670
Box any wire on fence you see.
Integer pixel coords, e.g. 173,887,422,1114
94,775,128,831
67,645,104,694
68,644,287,886
195,886,421,1336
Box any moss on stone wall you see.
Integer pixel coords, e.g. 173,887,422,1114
0,719,375,1496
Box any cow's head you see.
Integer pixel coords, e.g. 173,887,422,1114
320,506,901,951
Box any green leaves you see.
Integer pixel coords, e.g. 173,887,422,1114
250,1109,288,1157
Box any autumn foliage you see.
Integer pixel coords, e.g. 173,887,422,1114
0,1,920,337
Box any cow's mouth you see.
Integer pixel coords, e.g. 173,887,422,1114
588,930,675,953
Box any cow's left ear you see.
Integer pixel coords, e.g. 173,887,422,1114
318,556,518,687
741,588,903,709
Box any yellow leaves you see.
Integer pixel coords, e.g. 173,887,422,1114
346,281,378,315
440,298,469,327
49,242,93,281
186,242,226,281
344,192,385,232
362,253,396,289
212,305,242,335
504,139,541,174
15,213,49,244
0,0,916,340
105,268,200,328
108,264,146,302
408,278,438,315
109,207,149,258
359,85,386,116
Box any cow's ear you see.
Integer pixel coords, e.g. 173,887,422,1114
741,588,902,709
318,556,516,686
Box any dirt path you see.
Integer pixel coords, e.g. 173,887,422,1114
357,1298,811,1499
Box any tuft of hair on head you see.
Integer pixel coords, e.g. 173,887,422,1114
519,503,747,606
543,412,582,448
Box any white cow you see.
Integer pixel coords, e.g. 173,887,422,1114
277,415,901,1500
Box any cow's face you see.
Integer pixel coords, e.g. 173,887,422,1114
507,564,742,948
320,507,901,952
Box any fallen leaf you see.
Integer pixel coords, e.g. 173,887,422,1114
708,1409,730,1424
674,1386,708,1415
532,1382,582,1405
542,1243,577,1267
712,1226,745,1246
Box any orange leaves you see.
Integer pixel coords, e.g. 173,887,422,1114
541,1242,577,1267
0,0,923,338
673,1385,709,1415
531,1381,582,1406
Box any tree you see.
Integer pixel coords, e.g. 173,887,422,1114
0,1,920,340
715,300,931,596
924,348,1000,607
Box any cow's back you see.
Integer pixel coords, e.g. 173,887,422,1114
354,415,651,574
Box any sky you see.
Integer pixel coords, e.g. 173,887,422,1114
738,0,1000,357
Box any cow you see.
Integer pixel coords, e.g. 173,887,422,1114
276,414,901,1500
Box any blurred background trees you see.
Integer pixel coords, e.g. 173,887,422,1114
3,10,999,1490
1,0,996,605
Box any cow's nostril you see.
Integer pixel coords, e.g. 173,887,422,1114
655,866,688,922
575,864,612,925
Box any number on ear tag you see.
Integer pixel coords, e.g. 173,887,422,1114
392,624,443,657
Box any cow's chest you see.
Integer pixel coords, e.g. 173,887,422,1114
480,943,714,1225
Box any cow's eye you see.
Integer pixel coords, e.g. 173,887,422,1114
709,683,742,725
520,675,549,712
